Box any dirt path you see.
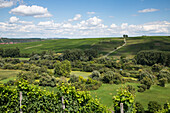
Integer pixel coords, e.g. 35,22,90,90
24,44,42,49
102,38,126,58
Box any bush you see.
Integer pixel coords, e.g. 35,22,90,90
157,69,170,83
89,70,101,80
113,87,135,113
102,71,123,84
152,64,163,72
148,101,161,113
68,74,79,83
39,73,57,87
141,77,152,89
158,78,167,87
135,102,144,113
54,60,71,77
137,84,147,92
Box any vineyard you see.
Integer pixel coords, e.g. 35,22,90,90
0,36,170,113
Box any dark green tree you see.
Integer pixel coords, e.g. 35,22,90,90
141,77,152,89
148,101,161,113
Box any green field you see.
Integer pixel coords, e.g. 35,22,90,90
1,36,169,57
0,69,21,83
111,36,170,57
0,38,123,55
71,71,91,79
90,83,170,110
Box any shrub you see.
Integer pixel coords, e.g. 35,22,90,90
54,60,71,77
68,74,79,83
152,64,163,72
141,77,152,89
89,70,101,80
113,87,135,113
137,84,147,92
135,102,144,113
39,73,57,87
158,78,167,87
157,69,170,83
102,71,123,84
148,101,161,113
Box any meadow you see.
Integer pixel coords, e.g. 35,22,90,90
90,83,170,110
0,37,124,55
0,69,21,83
111,36,170,57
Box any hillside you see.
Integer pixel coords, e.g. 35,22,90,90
111,36,170,57
0,37,124,55
0,36,169,57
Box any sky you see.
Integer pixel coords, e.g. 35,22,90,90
0,0,170,38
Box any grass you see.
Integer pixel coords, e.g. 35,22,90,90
0,69,21,83
111,36,170,57
90,83,170,110
71,71,91,79
0,38,123,55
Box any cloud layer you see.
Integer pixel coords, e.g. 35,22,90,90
138,8,159,13
0,0,13,8
9,5,52,18
0,16,170,38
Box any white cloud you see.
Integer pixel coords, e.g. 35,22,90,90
19,21,33,24
110,24,117,28
9,16,19,23
9,16,33,24
68,14,81,22
38,21,54,26
87,12,96,15
138,8,159,13
1,16,170,38
0,0,13,8
9,5,52,18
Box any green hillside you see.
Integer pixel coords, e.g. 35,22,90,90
111,36,170,57
0,38,124,55
0,36,169,57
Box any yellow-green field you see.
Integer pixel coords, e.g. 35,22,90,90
0,69,21,83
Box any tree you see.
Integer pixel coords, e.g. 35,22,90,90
135,102,144,113
148,101,161,113
158,78,167,87
90,70,101,80
102,71,123,84
54,60,71,77
141,77,152,89
0,48,3,56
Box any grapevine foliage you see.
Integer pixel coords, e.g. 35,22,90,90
0,79,109,112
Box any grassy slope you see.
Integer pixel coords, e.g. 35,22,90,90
70,71,91,79
90,83,170,110
111,36,170,57
0,38,123,55
0,69,21,83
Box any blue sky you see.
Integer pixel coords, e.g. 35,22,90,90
0,0,170,38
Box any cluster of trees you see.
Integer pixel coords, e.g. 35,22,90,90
69,75,102,90
62,49,99,61
0,47,20,57
135,51,170,66
54,60,71,77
